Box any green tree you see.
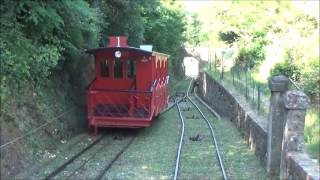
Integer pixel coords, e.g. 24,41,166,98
98,0,159,46
143,1,187,78
186,14,208,46
0,0,102,98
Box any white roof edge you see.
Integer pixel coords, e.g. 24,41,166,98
152,51,170,58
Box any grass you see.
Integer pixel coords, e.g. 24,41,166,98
169,76,192,94
178,99,221,179
16,133,100,179
305,107,320,161
193,97,268,179
102,108,181,179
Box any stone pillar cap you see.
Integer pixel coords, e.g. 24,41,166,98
283,91,310,110
269,75,289,92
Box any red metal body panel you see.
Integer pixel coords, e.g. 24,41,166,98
85,36,169,134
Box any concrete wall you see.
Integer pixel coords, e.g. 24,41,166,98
197,72,319,180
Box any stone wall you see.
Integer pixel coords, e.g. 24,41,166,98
197,72,268,165
197,72,319,180
286,152,319,180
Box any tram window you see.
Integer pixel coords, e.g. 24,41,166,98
127,59,136,78
100,59,109,77
114,59,123,78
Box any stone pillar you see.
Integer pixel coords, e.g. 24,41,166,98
266,75,289,177
280,91,310,179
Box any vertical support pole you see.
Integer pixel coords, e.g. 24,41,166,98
257,83,261,111
209,51,212,71
266,75,289,178
221,56,224,80
214,53,217,72
280,91,310,179
252,80,255,102
245,70,248,99
232,67,235,85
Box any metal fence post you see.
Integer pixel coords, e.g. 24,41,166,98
209,51,212,71
214,53,217,72
245,70,248,99
266,75,289,178
257,83,261,111
232,67,235,85
252,80,255,103
221,56,224,80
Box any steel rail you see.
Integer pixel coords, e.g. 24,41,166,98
44,134,106,180
94,136,136,180
91,88,184,180
161,95,186,115
173,93,186,180
65,140,112,180
194,92,221,121
186,79,228,180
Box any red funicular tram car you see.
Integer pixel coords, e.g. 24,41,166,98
86,36,169,134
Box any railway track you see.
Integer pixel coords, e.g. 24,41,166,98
173,79,228,180
41,93,188,180
19,78,226,180
42,131,137,180
93,136,136,180
44,134,107,179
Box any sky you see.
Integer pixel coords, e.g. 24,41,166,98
181,0,213,13
181,0,319,19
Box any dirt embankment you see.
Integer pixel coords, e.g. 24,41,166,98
0,55,95,179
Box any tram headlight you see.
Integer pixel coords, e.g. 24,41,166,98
115,51,121,58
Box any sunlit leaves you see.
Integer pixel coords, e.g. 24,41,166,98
0,0,102,98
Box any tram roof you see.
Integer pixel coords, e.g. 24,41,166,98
85,46,169,58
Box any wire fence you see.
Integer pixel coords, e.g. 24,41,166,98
208,65,270,117
207,57,304,119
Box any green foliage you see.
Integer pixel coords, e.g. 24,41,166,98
186,14,208,46
218,31,239,44
271,49,301,81
198,1,318,100
0,0,102,99
300,57,320,99
304,107,320,160
99,0,159,47
143,1,187,78
271,61,300,81
143,2,186,54
271,48,319,98
237,44,265,69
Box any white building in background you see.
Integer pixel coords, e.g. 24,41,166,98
183,57,199,78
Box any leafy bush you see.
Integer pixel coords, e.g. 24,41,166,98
271,49,302,82
300,57,320,100
271,61,301,81
236,44,265,69
218,31,239,45
271,49,319,100
0,0,102,99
